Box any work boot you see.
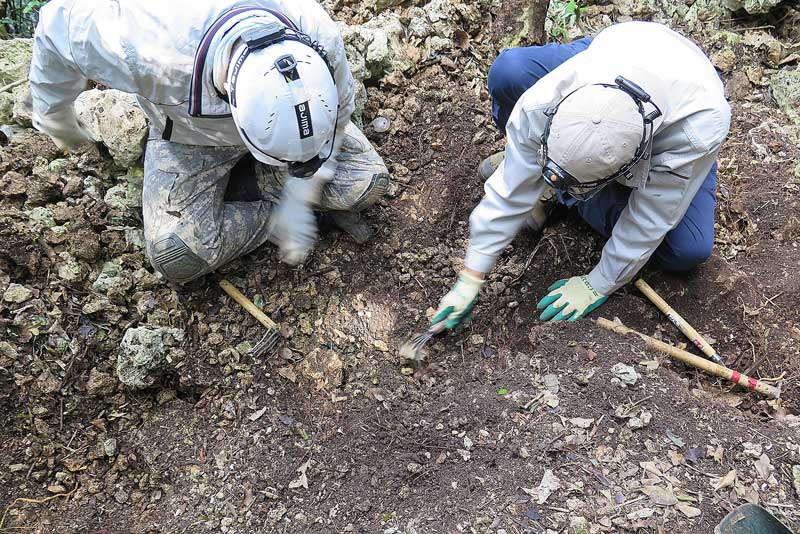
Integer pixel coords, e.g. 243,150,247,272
525,186,556,233
321,210,374,244
477,151,505,182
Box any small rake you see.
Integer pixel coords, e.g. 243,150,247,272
398,319,448,362
219,279,281,358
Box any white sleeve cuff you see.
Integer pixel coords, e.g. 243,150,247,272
464,247,498,274
587,268,617,296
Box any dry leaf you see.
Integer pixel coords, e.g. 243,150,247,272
668,450,685,466
641,485,678,506
639,359,660,371
754,454,771,480
247,406,267,422
640,461,664,478
367,388,385,402
288,459,311,490
676,502,701,518
523,469,561,504
570,417,595,429
714,469,737,491
278,366,297,383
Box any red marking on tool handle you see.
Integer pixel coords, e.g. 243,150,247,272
693,339,704,349
731,370,741,383
747,377,758,391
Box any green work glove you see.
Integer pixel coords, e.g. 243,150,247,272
537,275,609,322
432,271,485,329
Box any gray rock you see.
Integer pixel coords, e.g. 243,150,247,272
724,0,784,13
340,13,404,82
0,91,15,124
103,171,144,211
103,438,117,457
57,252,83,282
771,69,800,125
25,207,56,228
117,325,185,389
124,227,146,251
0,39,33,85
92,260,124,293
83,176,104,201
0,39,34,126
12,82,32,127
86,367,117,396
75,89,148,168
3,283,32,303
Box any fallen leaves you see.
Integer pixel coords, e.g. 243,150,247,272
522,469,561,504
641,485,678,507
665,429,685,449
247,406,267,422
288,460,311,490
714,469,737,491
754,453,772,480
676,502,702,518
569,417,595,429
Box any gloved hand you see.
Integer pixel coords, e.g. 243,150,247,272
537,275,609,322
269,167,335,265
35,107,95,152
432,270,485,329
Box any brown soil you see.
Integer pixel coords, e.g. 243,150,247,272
1,5,800,534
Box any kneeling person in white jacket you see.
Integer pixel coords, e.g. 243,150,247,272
30,0,390,282
432,22,731,327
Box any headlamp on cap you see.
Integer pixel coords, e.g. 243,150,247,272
539,76,663,202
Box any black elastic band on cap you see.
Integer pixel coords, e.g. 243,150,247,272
539,75,663,199
243,23,287,50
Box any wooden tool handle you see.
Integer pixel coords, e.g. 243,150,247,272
219,279,277,330
635,279,723,364
597,318,780,399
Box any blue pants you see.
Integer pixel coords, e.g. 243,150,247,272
487,40,716,272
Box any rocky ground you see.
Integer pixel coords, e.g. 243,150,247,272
1,1,800,533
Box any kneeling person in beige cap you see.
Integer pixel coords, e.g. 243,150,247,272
432,21,731,327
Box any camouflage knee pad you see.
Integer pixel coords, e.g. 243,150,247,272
148,234,209,283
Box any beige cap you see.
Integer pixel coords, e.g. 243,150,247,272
548,84,644,183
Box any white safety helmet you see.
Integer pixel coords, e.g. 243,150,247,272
228,21,339,177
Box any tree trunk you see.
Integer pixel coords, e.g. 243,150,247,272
528,0,550,45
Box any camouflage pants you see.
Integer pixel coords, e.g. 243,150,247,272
142,122,389,283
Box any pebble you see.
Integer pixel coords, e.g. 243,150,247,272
3,283,32,303
103,438,117,457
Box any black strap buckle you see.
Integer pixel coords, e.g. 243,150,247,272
243,22,287,51
275,54,298,74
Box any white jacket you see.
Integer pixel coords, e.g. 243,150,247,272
466,22,731,295
30,0,355,148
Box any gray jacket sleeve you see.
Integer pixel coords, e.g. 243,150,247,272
587,108,731,295
465,103,549,273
